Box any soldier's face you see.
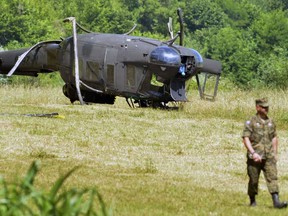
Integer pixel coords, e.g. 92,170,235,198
256,105,269,116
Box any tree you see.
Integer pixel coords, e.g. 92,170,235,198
120,0,140,11
0,0,60,48
198,27,259,88
257,47,288,88
251,10,288,54
1,0,288,89
250,0,287,11
216,0,260,29
183,0,228,32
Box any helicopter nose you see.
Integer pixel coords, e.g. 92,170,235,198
149,46,181,80
150,46,181,66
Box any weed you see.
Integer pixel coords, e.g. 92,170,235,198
0,161,111,216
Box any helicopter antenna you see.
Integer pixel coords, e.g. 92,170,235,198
177,8,184,46
63,17,85,105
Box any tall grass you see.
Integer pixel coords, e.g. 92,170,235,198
183,88,288,129
0,85,288,215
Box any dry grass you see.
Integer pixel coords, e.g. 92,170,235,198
0,85,288,215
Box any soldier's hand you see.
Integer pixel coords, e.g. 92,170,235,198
252,153,262,162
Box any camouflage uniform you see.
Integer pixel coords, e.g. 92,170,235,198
242,114,279,196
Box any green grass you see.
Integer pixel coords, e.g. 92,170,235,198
0,85,288,215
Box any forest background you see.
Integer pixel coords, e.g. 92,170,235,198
0,0,288,90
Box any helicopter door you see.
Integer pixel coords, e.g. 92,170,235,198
104,48,118,90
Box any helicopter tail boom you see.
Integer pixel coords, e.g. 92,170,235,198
0,41,61,77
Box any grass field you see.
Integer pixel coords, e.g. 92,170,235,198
0,85,288,215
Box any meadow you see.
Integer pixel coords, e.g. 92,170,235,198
0,85,288,215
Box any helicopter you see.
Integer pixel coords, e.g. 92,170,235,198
0,8,221,108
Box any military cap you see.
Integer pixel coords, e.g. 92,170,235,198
255,97,269,107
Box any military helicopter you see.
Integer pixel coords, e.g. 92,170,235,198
0,8,221,108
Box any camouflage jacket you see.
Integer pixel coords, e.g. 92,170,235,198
242,114,277,159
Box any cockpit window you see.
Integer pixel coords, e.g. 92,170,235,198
150,46,180,66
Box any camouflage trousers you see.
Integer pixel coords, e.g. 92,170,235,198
247,158,279,196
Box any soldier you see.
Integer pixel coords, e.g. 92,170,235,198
242,98,287,208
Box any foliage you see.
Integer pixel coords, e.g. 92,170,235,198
0,160,111,216
184,0,228,31
0,0,288,89
0,0,61,48
204,27,259,88
216,0,260,29
256,47,288,88
250,10,288,54
251,0,288,11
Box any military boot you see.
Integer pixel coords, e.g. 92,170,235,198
249,195,256,207
271,193,288,209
